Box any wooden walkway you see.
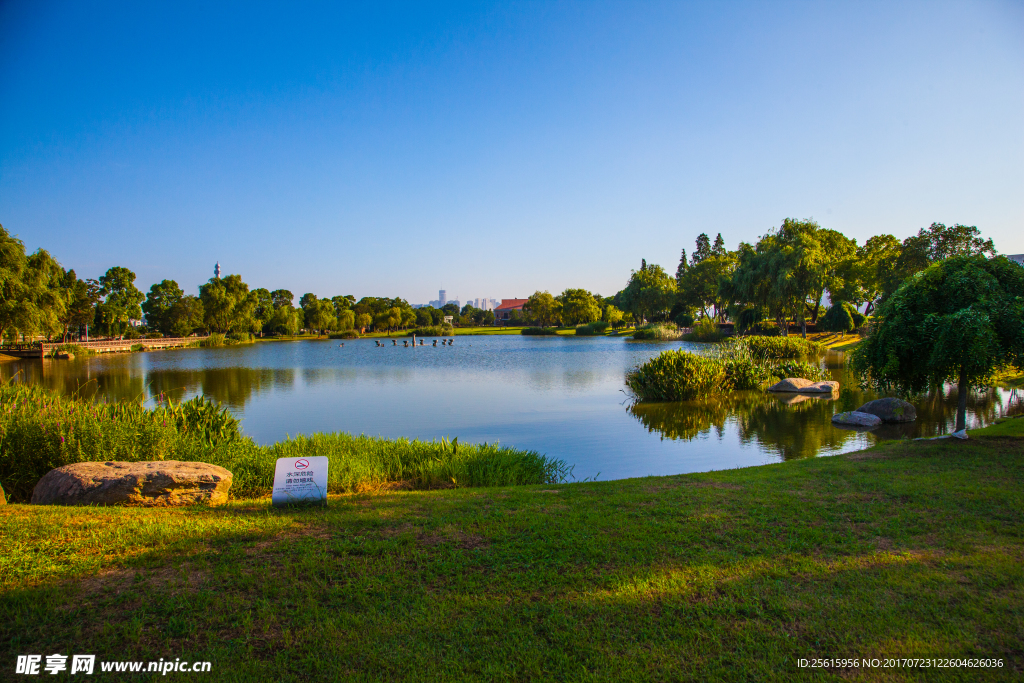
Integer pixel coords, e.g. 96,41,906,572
0,337,209,359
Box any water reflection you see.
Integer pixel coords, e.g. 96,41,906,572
627,349,1017,457
629,392,860,460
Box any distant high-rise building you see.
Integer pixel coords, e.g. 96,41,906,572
439,290,447,306
214,262,221,278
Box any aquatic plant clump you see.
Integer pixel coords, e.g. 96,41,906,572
625,349,827,402
0,383,569,501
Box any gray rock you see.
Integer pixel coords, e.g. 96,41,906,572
855,397,917,423
767,378,839,394
831,411,883,428
31,461,232,507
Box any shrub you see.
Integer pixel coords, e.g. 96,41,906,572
329,331,359,339
227,331,253,343
409,324,454,337
522,327,557,335
820,303,855,334
145,332,164,339
632,323,682,341
123,326,141,340
575,321,610,336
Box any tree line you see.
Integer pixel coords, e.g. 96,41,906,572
0,223,504,341
0,218,1001,342
614,219,998,337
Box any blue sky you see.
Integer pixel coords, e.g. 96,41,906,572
1,1,1021,304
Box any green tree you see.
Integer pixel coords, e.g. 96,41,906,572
304,298,336,335
98,267,145,339
331,295,355,318
249,288,274,336
881,223,997,304
619,263,676,324
142,280,185,335
523,291,562,327
852,255,1024,432
266,305,301,336
336,309,355,332
558,288,601,326
679,246,737,321
200,274,251,333
271,289,293,309
728,219,851,337
167,295,204,337
56,271,101,341
355,312,372,333
602,304,624,328
24,249,66,340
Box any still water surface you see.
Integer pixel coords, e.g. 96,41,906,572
4,336,1018,481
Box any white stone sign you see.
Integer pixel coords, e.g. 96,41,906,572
272,456,329,507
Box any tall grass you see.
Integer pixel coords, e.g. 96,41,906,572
0,383,569,502
632,323,682,341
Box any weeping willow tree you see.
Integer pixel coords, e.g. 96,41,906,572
852,255,1024,432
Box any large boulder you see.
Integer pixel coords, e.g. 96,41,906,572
855,397,917,423
831,411,883,428
31,461,232,507
767,378,839,394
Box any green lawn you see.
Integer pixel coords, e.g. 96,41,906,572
2,436,1022,681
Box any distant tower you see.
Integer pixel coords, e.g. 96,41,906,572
214,262,221,278
439,289,446,306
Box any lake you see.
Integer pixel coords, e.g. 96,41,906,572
3,335,1018,481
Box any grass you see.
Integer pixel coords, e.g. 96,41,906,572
0,383,569,502
1,435,1022,681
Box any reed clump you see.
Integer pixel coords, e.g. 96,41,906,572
0,383,568,502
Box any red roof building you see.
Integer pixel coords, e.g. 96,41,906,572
493,298,528,324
